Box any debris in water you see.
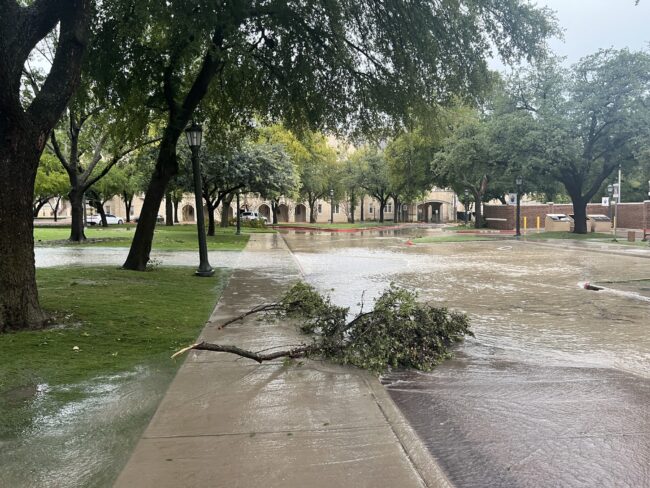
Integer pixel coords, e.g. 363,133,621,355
583,282,603,291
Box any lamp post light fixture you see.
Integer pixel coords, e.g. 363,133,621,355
185,121,214,277
463,189,469,226
515,176,523,238
330,188,334,224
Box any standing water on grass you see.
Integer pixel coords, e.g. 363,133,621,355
283,232,650,488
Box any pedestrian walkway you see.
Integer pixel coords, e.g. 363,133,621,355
114,233,449,488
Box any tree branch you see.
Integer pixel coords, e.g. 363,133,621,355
172,341,311,363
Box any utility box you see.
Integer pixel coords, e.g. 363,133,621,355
545,214,571,232
588,214,611,233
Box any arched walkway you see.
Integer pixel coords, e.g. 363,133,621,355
417,202,443,223
182,204,195,222
258,204,271,222
277,204,289,223
294,204,307,223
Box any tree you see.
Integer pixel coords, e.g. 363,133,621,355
357,148,392,223
91,0,556,270
34,152,69,219
432,112,512,228
506,50,650,233
0,0,91,331
299,139,340,223
386,128,439,222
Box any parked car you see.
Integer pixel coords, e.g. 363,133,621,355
134,215,165,223
87,214,124,225
240,211,267,222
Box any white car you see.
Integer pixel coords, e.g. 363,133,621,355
240,211,267,222
87,214,124,225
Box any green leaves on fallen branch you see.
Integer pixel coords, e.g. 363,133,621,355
173,282,473,374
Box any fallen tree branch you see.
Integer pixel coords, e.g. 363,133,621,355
215,303,283,330
172,341,312,362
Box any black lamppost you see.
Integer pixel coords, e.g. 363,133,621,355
464,189,469,226
236,192,241,235
515,176,523,238
185,122,214,277
330,188,334,224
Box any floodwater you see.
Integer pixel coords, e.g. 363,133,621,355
0,366,173,487
282,229,650,488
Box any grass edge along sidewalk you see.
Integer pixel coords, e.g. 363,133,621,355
33,224,274,251
0,266,228,487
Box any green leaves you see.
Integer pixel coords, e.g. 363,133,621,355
277,282,473,374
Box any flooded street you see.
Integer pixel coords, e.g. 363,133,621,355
282,229,650,488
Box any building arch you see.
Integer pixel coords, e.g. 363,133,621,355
257,203,271,222
182,204,195,222
294,203,307,223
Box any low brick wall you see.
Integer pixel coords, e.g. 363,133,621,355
483,201,650,230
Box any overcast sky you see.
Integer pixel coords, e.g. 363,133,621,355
491,0,650,70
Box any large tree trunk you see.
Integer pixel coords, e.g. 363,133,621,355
68,189,86,241
123,192,133,222
474,194,483,229
360,197,365,222
220,200,230,228
0,0,90,331
52,197,61,222
165,192,174,226
571,196,588,234
0,142,48,332
207,201,216,236
308,197,317,223
173,199,179,223
123,138,177,270
349,192,355,223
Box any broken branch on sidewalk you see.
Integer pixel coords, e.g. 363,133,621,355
172,282,474,373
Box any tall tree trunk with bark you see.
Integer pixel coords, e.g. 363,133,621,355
165,192,174,226
0,139,47,332
122,192,133,222
569,195,588,234
123,137,179,270
68,188,86,241
206,200,216,236
360,197,365,222
0,0,90,331
173,199,179,223
220,196,233,228
348,191,356,223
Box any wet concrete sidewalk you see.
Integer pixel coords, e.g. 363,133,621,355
114,233,448,488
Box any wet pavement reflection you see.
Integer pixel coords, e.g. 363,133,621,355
282,229,650,488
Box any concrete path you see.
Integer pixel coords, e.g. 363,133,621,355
114,233,449,488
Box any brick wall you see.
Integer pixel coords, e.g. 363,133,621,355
483,202,648,230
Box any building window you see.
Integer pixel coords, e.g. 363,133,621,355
335,204,339,214
369,206,374,213
105,206,111,214
384,203,392,213
296,206,301,215
318,203,322,213
130,207,135,216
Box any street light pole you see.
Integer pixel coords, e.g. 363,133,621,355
330,188,334,224
185,122,214,277
515,176,523,238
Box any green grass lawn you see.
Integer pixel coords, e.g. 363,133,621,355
0,266,227,437
524,231,615,240
34,224,273,251
273,221,400,229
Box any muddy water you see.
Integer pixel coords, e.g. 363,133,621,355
283,231,650,488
